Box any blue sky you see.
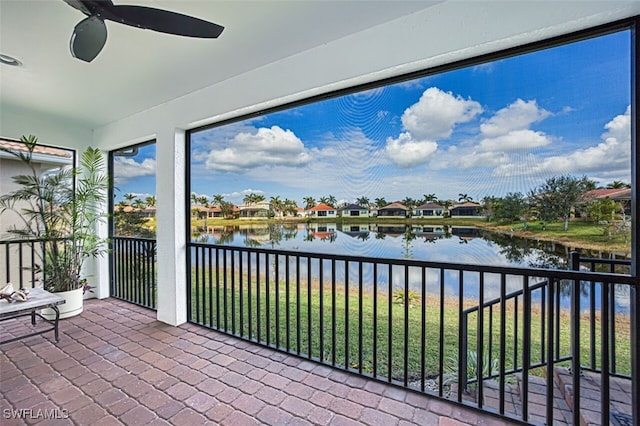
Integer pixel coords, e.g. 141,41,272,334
115,30,631,206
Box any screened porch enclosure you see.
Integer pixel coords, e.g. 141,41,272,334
1,3,639,426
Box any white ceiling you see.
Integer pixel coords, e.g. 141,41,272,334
0,0,440,129
1,1,639,133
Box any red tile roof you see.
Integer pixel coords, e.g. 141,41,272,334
0,139,72,158
584,188,630,199
310,203,335,211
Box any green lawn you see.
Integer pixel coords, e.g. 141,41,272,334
482,220,631,254
190,271,632,382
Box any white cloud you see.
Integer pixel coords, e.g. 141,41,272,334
493,106,631,177
457,151,510,169
126,192,154,200
204,126,312,172
239,129,387,200
221,189,265,198
401,87,483,139
385,132,438,168
429,147,508,171
603,105,631,144
480,99,551,138
479,129,551,152
383,87,482,168
113,157,156,181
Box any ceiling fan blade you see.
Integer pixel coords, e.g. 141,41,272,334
70,16,107,62
62,0,113,16
107,5,224,38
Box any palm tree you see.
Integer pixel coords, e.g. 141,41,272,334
124,193,136,205
402,197,416,209
243,193,263,206
270,196,283,217
220,201,235,219
458,193,473,203
198,196,210,228
327,195,337,207
145,196,156,207
606,181,630,189
356,196,370,207
132,199,145,210
374,197,388,208
441,199,453,211
283,199,298,216
211,194,225,206
319,196,330,206
303,196,316,210
422,193,438,203
190,192,200,209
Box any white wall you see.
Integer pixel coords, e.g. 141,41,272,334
0,107,112,298
83,2,640,324
0,105,92,150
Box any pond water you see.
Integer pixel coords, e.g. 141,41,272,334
194,222,627,269
192,222,631,312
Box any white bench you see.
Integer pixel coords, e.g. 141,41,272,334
0,288,65,344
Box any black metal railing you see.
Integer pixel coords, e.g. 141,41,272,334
0,239,42,289
459,252,634,423
110,237,157,310
460,255,633,381
187,242,637,425
575,254,632,378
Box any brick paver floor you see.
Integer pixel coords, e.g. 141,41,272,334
0,298,518,425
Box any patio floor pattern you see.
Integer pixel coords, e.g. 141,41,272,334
0,298,517,425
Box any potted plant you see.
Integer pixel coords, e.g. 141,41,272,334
0,135,108,318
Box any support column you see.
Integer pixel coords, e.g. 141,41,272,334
630,18,639,426
156,127,187,326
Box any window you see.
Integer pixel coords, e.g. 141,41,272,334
188,24,633,265
109,141,157,238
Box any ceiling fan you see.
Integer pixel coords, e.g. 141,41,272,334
63,0,224,62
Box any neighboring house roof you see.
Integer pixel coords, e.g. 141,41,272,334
378,202,408,211
610,188,632,200
241,204,270,210
415,202,444,210
115,205,156,214
210,205,240,212
451,202,480,209
311,231,335,239
0,139,72,159
114,205,135,213
310,203,335,211
339,203,367,211
583,188,631,200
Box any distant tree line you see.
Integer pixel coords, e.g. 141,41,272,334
482,176,630,233
117,175,630,237
114,194,156,237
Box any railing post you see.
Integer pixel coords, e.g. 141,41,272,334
570,251,581,425
460,311,468,393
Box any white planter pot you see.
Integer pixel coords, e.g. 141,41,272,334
41,287,83,320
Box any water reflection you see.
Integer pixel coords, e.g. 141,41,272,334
193,222,628,271
192,222,630,312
